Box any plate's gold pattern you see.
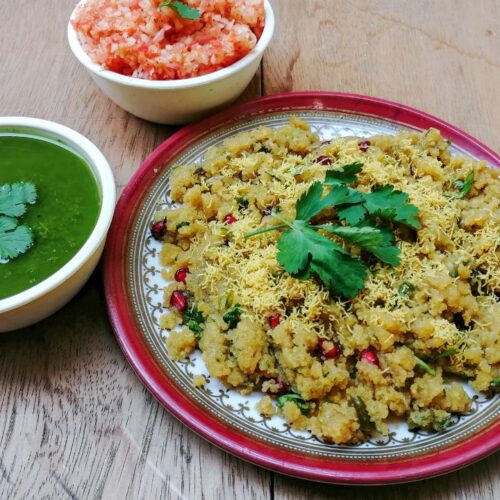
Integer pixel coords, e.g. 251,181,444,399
128,110,498,459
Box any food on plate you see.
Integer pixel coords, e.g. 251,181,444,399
0,135,100,299
72,0,265,80
155,117,499,444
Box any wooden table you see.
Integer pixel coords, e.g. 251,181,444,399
1,1,498,498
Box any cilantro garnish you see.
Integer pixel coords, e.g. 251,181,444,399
245,164,420,298
235,196,249,210
223,305,242,329
159,0,201,20
317,224,400,266
276,393,311,415
490,378,500,391
398,282,415,297
454,171,474,198
323,162,363,185
0,183,37,261
0,182,37,217
183,305,204,337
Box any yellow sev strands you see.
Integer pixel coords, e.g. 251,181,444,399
160,119,499,405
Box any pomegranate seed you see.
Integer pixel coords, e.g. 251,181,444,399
263,379,288,395
359,348,379,365
268,312,281,329
224,214,238,224
315,155,332,165
174,268,189,285
319,340,341,359
170,290,187,312
151,220,166,240
194,167,206,176
358,140,371,152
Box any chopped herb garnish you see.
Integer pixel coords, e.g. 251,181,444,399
176,221,190,230
159,0,201,20
0,182,37,217
454,171,474,198
398,282,415,297
317,223,401,266
223,305,242,329
183,305,204,337
350,395,375,433
323,162,363,185
276,393,311,415
414,355,436,376
0,183,37,260
490,378,500,391
245,164,420,298
235,196,249,210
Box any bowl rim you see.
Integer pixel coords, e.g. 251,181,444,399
67,0,275,89
0,117,116,314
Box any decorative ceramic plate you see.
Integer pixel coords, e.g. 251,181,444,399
104,92,499,484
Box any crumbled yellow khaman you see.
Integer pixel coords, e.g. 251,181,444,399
159,118,499,444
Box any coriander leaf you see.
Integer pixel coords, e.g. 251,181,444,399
160,0,201,20
276,393,311,415
295,182,330,221
184,305,203,324
398,282,415,297
309,248,367,298
186,320,203,335
454,171,474,198
337,203,366,225
363,185,420,228
276,221,315,274
0,216,34,260
296,182,363,221
276,222,367,297
0,182,37,217
324,162,363,185
235,196,249,210
325,185,364,206
223,305,242,329
491,378,500,391
184,305,204,336
317,224,400,266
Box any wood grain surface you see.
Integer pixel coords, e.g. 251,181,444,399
0,0,498,499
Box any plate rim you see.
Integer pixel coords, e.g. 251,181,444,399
104,91,500,485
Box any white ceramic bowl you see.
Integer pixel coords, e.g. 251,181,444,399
0,117,116,332
68,1,275,125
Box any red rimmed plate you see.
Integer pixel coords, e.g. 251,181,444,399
104,92,499,484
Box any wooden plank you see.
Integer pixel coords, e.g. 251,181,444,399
0,1,268,499
274,453,500,500
265,0,500,153
266,0,499,497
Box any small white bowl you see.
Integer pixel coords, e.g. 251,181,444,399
68,1,275,125
0,117,116,332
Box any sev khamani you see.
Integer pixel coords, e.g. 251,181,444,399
153,118,499,444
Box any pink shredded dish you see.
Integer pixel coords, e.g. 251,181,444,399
72,0,265,81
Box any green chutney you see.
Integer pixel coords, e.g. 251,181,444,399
0,134,101,300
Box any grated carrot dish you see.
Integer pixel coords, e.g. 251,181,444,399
72,0,264,80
